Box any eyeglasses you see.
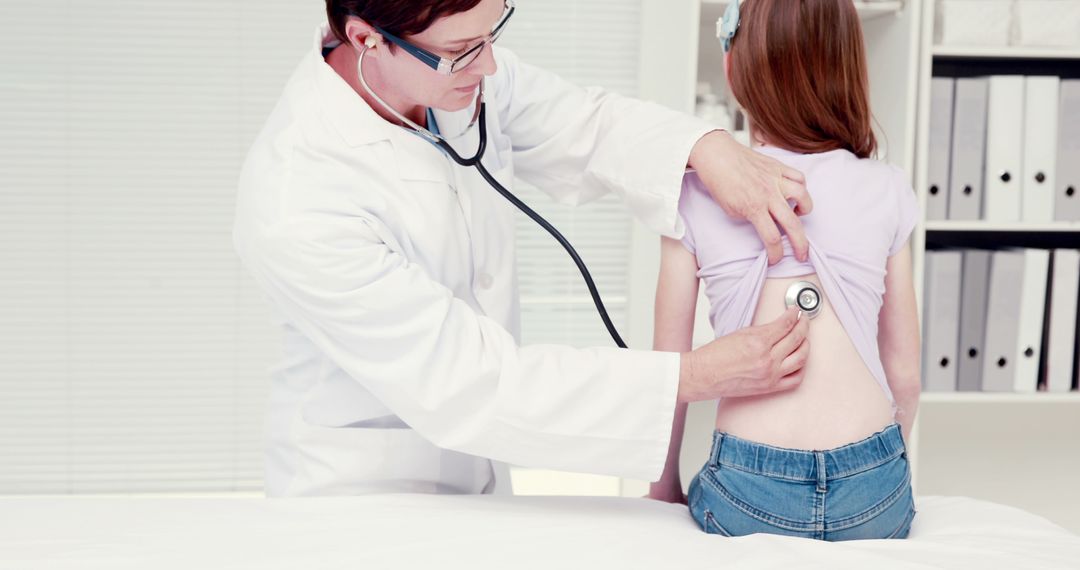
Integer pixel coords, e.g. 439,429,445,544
373,0,515,75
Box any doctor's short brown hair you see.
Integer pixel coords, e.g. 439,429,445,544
727,0,877,159
326,0,485,45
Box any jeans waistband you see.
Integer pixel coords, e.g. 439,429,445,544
709,424,906,482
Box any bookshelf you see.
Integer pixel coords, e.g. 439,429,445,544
921,392,1080,404
925,221,1080,232
933,46,1080,60
912,0,1080,533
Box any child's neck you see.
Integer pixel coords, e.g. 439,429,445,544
749,127,772,149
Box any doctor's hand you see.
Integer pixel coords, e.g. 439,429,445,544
677,307,809,403
688,131,811,264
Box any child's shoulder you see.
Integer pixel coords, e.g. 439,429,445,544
680,170,749,219
681,169,711,195
802,149,911,199
852,156,915,210
850,154,907,185
678,171,746,237
680,170,727,210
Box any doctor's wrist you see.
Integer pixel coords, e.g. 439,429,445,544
676,351,701,404
687,129,731,170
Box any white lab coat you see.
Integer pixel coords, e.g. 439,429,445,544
233,25,715,497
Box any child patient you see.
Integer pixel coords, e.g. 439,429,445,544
648,0,921,541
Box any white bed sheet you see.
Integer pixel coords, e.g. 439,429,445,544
2,494,1078,569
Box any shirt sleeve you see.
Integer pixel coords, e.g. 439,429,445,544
678,176,699,256
237,212,681,481
489,47,717,239
889,175,919,256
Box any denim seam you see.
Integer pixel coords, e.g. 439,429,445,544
815,451,827,541
715,460,815,483
827,448,905,480
715,448,904,483
709,432,724,467
816,490,827,540
700,470,817,532
886,504,917,539
703,509,734,537
826,468,912,531
715,437,905,482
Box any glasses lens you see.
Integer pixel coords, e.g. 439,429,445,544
490,20,508,44
451,2,512,73
453,43,485,73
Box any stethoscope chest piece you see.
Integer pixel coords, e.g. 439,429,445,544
785,281,823,319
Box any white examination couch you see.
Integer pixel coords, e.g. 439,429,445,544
3,494,1078,569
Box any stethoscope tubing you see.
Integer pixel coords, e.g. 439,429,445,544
459,110,628,348
357,47,629,348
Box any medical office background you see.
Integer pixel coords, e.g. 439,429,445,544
2,0,1079,533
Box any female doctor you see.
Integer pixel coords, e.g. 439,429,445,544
233,0,814,497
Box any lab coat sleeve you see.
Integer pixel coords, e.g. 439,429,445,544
243,215,681,481
490,47,718,238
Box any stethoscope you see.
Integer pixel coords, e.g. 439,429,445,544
785,281,822,319
357,46,825,349
357,45,631,348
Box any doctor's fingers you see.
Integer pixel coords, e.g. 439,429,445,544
768,195,809,263
759,306,801,344
777,337,810,379
772,369,807,394
769,308,809,360
780,168,811,214
748,211,785,265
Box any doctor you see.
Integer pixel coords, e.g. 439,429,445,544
234,0,813,497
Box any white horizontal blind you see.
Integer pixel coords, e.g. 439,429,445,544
0,0,324,494
0,0,643,495
499,0,641,347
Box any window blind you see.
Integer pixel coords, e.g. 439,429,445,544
0,0,643,495
0,0,324,494
499,0,641,347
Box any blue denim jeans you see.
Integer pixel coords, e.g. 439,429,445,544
688,424,915,541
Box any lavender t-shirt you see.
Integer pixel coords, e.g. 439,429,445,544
679,145,918,405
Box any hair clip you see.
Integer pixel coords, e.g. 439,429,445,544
716,0,741,53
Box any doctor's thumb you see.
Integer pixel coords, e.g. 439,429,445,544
763,307,801,343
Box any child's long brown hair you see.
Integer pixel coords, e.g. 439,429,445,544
727,0,877,158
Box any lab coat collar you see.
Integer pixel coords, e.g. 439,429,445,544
311,24,478,184
312,24,395,148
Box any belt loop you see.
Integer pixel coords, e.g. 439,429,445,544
894,424,908,459
709,431,724,470
815,451,827,493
